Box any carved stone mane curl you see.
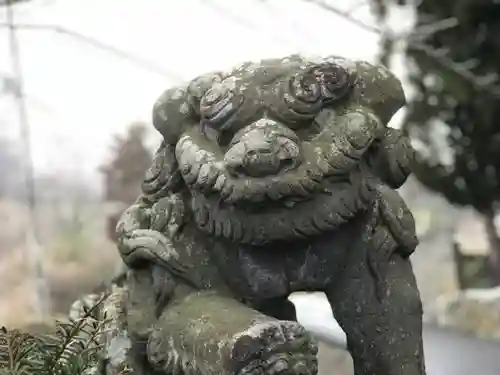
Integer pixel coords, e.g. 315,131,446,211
191,173,373,245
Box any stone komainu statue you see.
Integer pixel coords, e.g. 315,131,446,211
97,55,424,375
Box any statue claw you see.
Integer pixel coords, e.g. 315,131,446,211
231,321,318,375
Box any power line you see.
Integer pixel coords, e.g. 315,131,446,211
1,74,55,113
258,0,318,46
345,0,370,14
0,22,185,83
5,0,51,319
201,0,302,50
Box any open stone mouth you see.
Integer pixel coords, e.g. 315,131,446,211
175,106,382,207
189,175,371,245
176,135,330,205
212,171,354,212
176,137,373,245
173,110,379,243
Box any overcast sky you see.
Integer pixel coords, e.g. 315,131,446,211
0,0,413,185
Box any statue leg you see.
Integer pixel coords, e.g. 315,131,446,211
325,251,426,375
126,266,176,375
147,290,318,375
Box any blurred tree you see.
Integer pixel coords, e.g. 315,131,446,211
100,122,153,241
370,0,397,65
397,0,500,283
368,0,413,65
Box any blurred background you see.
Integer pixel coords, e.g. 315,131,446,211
1,0,500,373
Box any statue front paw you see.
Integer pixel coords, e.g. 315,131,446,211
229,320,318,375
147,292,319,375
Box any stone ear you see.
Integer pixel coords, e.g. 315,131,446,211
367,127,415,189
186,71,226,115
349,61,406,125
152,86,198,145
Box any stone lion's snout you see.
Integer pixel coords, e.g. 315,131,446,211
224,118,303,178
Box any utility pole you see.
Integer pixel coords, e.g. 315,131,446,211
5,0,51,319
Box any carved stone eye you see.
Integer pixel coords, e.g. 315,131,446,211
283,73,323,118
282,63,350,119
289,73,322,103
311,63,351,101
200,83,242,128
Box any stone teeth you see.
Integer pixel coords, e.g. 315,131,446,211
213,174,227,191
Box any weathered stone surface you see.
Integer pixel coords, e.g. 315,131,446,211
75,54,424,375
148,291,318,375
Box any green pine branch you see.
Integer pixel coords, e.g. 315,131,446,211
0,293,110,375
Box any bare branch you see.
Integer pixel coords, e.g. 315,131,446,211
301,0,500,97
345,0,370,14
301,0,383,36
409,42,500,95
300,0,456,41
459,59,480,70
409,17,459,41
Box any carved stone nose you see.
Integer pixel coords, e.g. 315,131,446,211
243,150,294,177
226,144,298,178
224,126,302,177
